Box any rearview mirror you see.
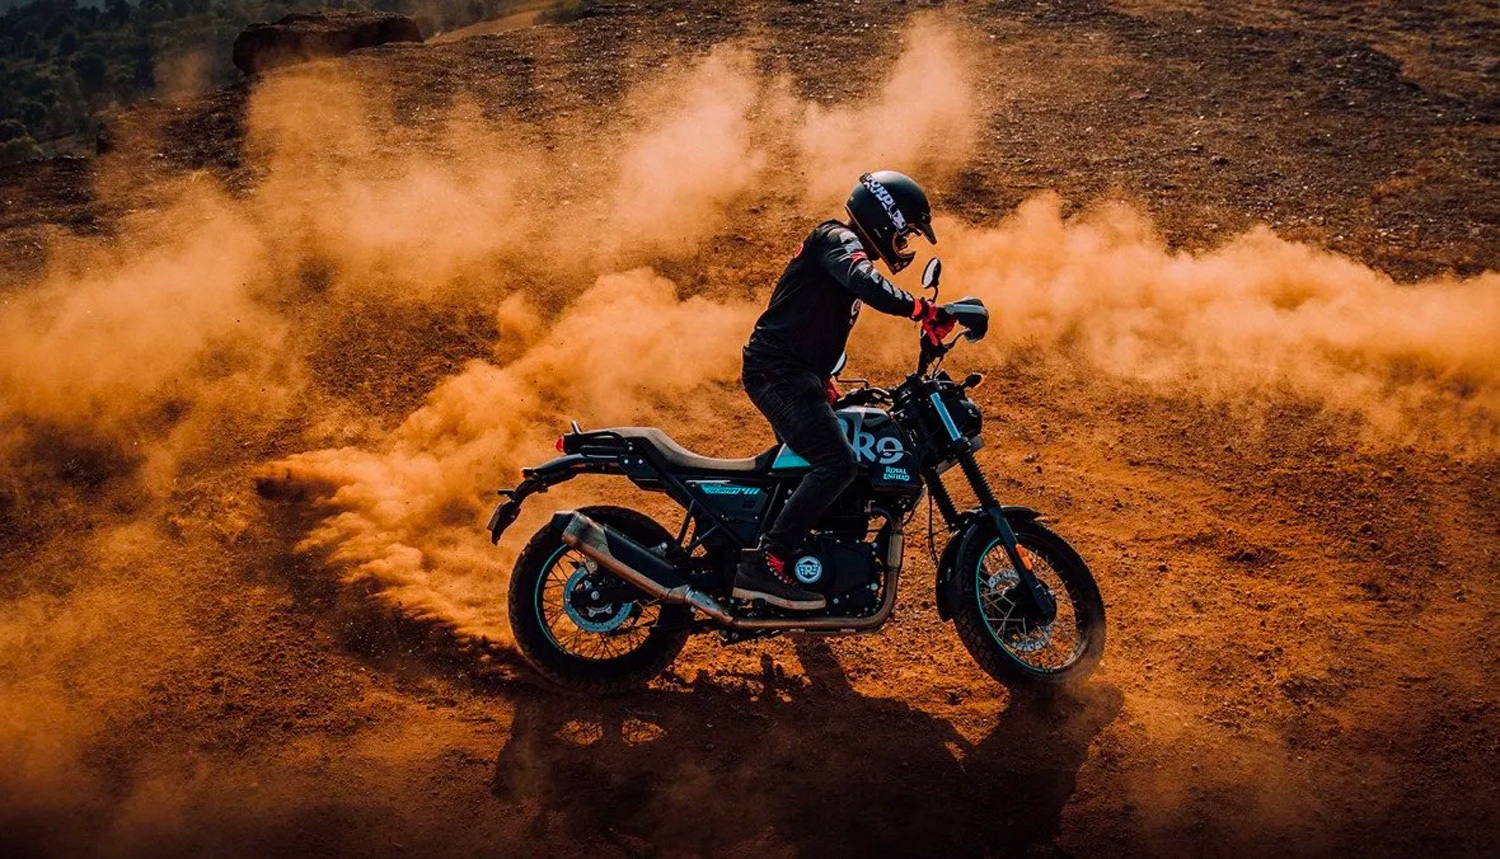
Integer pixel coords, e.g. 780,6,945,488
920,257,942,292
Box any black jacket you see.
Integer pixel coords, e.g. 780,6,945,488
743,220,918,375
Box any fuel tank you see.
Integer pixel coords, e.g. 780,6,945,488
770,406,921,494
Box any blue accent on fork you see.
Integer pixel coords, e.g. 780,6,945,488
930,392,962,441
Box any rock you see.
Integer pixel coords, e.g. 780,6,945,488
232,10,423,77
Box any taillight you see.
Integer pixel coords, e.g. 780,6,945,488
556,436,565,452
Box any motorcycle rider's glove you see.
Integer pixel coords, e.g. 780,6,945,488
823,376,841,405
911,298,957,346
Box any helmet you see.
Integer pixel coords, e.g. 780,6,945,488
844,170,937,274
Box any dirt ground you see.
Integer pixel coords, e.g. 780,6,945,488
2,1,1497,856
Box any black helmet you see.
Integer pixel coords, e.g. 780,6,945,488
844,170,937,274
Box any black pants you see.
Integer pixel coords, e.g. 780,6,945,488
743,361,858,553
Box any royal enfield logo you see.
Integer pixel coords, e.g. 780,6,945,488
862,176,907,230
794,556,823,584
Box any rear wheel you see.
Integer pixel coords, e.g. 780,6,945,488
508,505,691,694
952,519,1105,690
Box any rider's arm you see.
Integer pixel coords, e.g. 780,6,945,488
819,226,921,318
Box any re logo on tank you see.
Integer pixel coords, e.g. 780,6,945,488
836,411,905,464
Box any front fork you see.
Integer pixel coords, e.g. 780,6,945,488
950,449,1058,622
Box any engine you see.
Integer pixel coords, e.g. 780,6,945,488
785,518,904,615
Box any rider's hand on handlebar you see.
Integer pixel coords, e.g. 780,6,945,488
913,298,957,346
823,376,841,405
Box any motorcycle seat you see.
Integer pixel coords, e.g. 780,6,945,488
593,427,773,474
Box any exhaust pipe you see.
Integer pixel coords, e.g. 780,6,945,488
557,511,736,623
557,511,900,632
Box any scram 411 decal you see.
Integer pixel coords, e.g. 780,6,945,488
696,483,763,496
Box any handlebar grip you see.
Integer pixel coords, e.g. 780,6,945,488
834,388,891,409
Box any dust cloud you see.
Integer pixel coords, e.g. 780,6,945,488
794,16,981,203
268,270,757,646
935,198,1500,450
605,47,765,256
1,11,1497,837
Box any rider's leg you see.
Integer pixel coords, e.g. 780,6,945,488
734,365,857,609
753,373,858,551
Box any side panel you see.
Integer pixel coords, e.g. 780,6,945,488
683,479,773,546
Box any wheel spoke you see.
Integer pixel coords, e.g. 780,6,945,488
977,539,1085,671
537,544,655,662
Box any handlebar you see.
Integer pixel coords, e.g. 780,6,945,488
916,330,956,377
833,386,891,409
831,285,989,393
917,295,988,377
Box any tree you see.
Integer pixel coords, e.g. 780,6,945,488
105,0,131,27
19,99,47,127
0,118,27,142
0,135,45,166
43,10,71,41
72,50,107,96
132,54,154,89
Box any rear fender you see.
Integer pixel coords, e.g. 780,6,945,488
487,453,629,544
934,505,1043,620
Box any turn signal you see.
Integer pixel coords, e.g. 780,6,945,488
1017,545,1034,571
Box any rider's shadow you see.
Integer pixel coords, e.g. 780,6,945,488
492,640,1122,856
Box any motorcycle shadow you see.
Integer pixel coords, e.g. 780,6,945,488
491,639,1123,856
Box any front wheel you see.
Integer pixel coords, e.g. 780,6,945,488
952,519,1105,690
508,505,691,694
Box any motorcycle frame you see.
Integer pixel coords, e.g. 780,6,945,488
489,434,899,562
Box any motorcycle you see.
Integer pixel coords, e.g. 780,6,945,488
487,258,1105,694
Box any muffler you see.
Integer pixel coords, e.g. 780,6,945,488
556,511,736,623
556,511,900,632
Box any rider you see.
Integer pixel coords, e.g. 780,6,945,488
736,170,956,610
